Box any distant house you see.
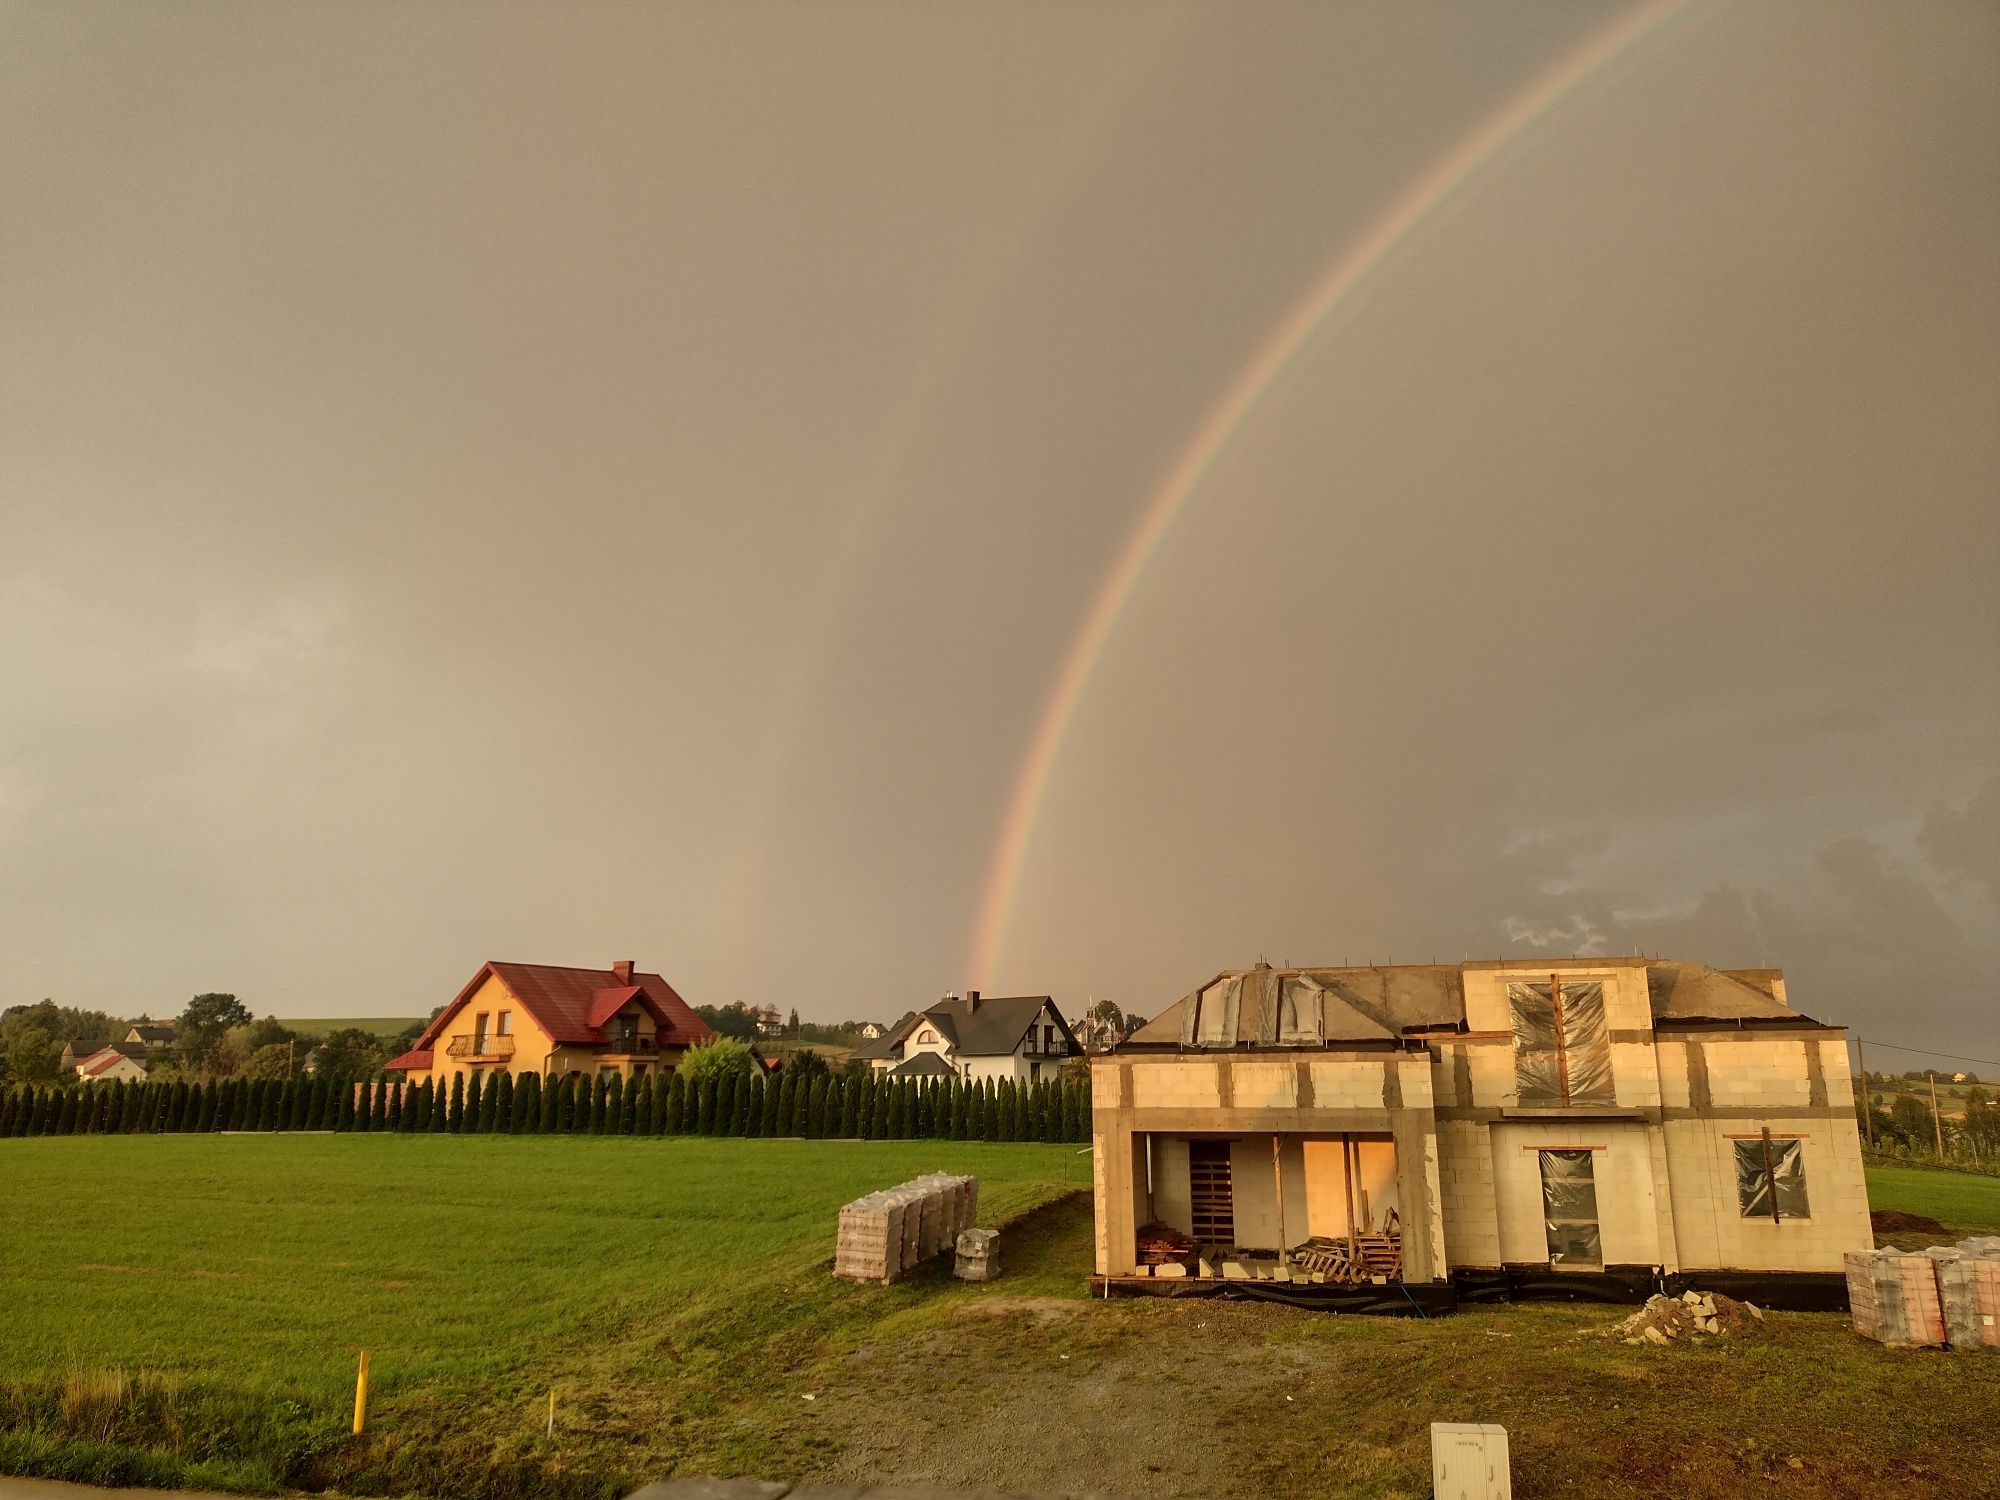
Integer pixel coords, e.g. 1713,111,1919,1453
126,1023,176,1051
75,1045,148,1083
384,959,715,1086
858,1021,886,1040
851,991,1080,1085
63,1039,147,1074
751,1005,785,1037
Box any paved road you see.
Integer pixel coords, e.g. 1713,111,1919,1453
0,1482,248,1500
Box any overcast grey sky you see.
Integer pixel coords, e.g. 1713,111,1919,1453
3,1,1995,1065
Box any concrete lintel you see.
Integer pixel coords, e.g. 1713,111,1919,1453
1097,1107,1409,1134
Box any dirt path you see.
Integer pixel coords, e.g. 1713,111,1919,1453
0,1481,248,1500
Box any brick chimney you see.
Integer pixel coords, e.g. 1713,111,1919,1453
612,960,634,985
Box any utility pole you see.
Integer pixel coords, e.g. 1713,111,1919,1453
1929,1071,1946,1161
1856,1037,1872,1147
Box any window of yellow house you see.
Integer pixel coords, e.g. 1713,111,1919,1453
497,1011,512,1035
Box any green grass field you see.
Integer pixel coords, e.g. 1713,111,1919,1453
1865,1162,2000,1233
1,1138,1995,1500
0,1136,1088,1497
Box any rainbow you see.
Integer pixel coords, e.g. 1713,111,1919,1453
966,0,1702,986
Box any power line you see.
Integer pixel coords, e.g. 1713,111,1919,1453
1857,1040,2000,1071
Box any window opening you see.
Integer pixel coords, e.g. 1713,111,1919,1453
1509,977,1612,1105
1539,1148,1602,1266
1735,1129,1811,1220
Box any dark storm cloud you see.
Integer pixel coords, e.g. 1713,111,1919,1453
1,2,1993,1064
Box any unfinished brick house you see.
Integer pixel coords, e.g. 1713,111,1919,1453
1092,957,1871,1309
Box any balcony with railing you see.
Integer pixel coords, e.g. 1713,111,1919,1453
1022,1034,1071,1059
601,1033,659,1056
445,1034,516,1062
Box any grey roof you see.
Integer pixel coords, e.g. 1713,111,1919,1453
888,1051,957,1079
850,1011,919,1062
128,1025,175,1042
1127,958,1807,1048
857,995,1076,1062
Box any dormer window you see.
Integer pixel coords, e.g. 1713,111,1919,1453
917,1028,937,1045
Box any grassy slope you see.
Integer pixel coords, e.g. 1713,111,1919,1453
1865,1162,2000,1233
0,1136,1088,1496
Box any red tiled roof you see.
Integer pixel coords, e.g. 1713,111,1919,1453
415,961,716,1054
384,1048,433,1071
586,985,643,1030
79,1048,136,1077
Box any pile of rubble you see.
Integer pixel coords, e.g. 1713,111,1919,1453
1612,1290,1765,1345
1846,1237,2000,1350
833,1173,978,1285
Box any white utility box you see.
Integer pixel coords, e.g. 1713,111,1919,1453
1430,1422,1511,1500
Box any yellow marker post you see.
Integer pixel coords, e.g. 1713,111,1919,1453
547,1389,556,1440
352,1349,371,1435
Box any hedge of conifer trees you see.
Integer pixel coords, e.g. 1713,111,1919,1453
0,1068,1092,1144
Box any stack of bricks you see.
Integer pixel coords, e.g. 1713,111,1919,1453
954,1226,1000,1282
833,1173,977,1285
1845,1248,1946,1347
1929,1238,2000,1352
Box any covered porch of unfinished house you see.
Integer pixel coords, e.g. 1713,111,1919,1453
1095,1125,1453,1311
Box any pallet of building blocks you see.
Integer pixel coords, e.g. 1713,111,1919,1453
833,1173,977,1284
1845,1249,1945,1348
954,1226,999,1282
1928,1245,2000,1352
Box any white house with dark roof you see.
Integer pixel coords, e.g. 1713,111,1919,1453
854,991,1081,1085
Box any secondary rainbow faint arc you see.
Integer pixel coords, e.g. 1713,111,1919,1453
966,0,1699,987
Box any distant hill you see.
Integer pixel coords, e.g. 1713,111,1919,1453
279,1017,425,1042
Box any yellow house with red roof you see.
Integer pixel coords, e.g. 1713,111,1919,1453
385,960,715,1086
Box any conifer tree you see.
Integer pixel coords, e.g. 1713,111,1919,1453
885,1079,906,1137
22,1087,43,1135
620,1073,640,1134
598,1072,619,1134
553,1073,573,1132
387,1081,406,1131
649,1071,669,1133
636,1072,655,1133
664,1073,686,1134
753,1074,774,1137
514,1071,539,1132
710,1073,732,1136
0,1089,15,1137
463,1072,483,1133
582,1073,600,1133
53,1090,77,1135
538,1072,559,1132
692,1076,714,1134
805,1075,826,1138
770,1072,787,1134
490,1072,512,1131
446,1073,464,1132
476,1072,499,1131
